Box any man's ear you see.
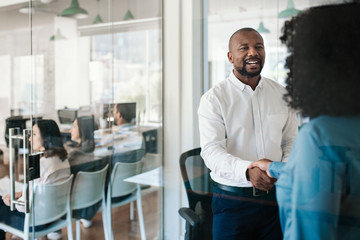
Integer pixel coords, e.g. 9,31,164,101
227,52,233,63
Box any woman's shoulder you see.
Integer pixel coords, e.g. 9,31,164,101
40,155,70,174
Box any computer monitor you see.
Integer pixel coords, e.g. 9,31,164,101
57,108,78,124
103,103,114,121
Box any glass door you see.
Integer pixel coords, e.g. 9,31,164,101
0,0,163,239
0,0,40,238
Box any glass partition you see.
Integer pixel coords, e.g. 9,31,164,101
0,0,162,239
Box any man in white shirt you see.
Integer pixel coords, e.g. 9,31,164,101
198,28,298,239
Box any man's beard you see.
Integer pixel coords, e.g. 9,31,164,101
235,59,263,78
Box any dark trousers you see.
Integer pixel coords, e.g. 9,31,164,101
212,184,282,240
0,198,25,240
0,196,54,240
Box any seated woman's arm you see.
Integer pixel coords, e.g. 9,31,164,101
2,192,23,207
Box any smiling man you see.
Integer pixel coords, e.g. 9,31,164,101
198,28,298,239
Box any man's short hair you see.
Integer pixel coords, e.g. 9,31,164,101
116,102,136,123
228,28,260,51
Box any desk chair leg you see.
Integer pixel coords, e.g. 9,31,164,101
106,196,114,240
67,210,74,240
136,184,146,240
102,207,110,240
130,201,134,220
76,221,81,240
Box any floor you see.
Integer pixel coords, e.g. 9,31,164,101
0,156,162,240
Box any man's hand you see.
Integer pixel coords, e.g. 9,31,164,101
248,159,273,178
247,167,276,191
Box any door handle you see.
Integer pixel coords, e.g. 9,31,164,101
9,128,40,213
9,127,25,211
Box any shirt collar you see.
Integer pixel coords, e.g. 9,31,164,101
229,70,263,91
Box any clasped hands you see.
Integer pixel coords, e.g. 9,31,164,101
247,159,275,191
2,192,22,207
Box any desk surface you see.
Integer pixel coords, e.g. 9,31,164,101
124,166,163,187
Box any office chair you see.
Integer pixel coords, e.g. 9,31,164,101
0,175,74,240
142,129,158,154
104,160,146,240
70,164,109,240
178,148,213,240
4,116,27,147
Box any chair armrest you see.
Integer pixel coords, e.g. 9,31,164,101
178,207,201,227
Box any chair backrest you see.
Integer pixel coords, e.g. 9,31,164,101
109,160,143,198
58,108,78,124
71,164,109,210
179,148,213,210
29,175,73,226
111,148,145,164
4,116,27,147
142,129,158,154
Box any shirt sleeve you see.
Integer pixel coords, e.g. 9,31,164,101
198,94,251,185
268,161,285,179
280,109,298,162
276,126,344,240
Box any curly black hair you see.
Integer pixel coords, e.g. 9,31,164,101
281,3,360,118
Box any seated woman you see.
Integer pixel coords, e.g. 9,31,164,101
67,116,95,151
0,119,71,240
66,116,99,228
66,116,95,165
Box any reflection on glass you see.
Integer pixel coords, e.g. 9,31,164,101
0,0,162,239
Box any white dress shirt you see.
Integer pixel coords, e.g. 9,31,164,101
198,71,298,187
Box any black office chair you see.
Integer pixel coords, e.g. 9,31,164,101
4,116,27,147
179,148,213,240
142,129,158,154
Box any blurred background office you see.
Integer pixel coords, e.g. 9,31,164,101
0,0,356,239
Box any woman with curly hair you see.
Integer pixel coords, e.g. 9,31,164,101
249,2,360,239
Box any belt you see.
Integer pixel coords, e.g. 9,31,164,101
215,182,273,197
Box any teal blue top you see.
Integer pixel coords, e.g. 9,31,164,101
275,115,360,240
268,161,284,179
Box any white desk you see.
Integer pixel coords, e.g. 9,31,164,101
124,166,163,187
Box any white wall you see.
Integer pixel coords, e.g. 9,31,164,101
163,0,203,238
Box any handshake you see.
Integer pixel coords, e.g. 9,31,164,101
247,159,276,191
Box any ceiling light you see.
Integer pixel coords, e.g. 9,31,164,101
123,9,135,21
61,0,88,19
93,0,103,24
50,29,66,41
19,7,35,14
278,0,300,18
256,21,270,34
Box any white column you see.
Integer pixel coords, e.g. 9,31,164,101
163,0,203,239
